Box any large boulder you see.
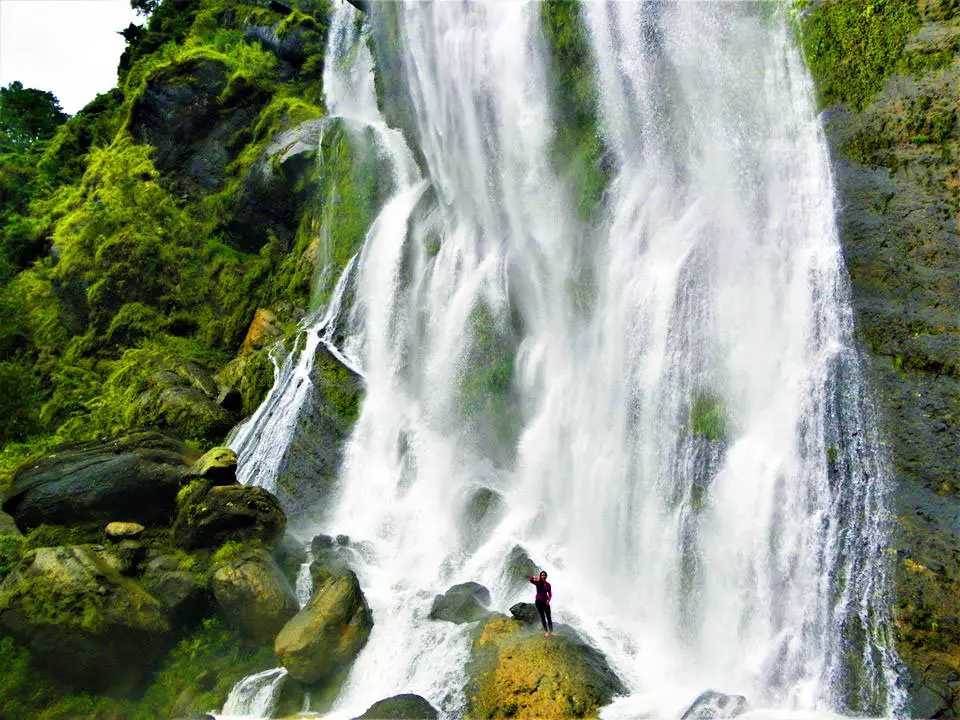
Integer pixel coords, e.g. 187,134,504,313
211,550,299,644
508,602,540,627
466,615,626,719
354,694,438,720
2,432,199,533
0,545,172,693
680,690,749,720
189,447,238,485
173,482,286,549
429,582,491,624
274,569,373,684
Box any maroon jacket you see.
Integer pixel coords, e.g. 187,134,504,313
530,577,552,604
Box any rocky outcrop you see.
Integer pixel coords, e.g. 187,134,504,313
0,545,172,693
802,3,960,714
211,550,299,643
274,569,373,684
428,582,491,624
2,432,199,532
680,690,749,720
354,693,438,720
270,344,363,515
173,482,286,549
466,615,626,718
105,521,145,541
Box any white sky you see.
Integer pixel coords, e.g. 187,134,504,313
0,0,143,115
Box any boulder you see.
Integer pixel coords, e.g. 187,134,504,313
211,550,299,643
354,693,438,720
239,308,281,356
508,602,540,627
105,521,145,541
2,432,199,533
274,569,373,684
429,582,491,624
189,447,238,485
680,690,749,720
173,482,286,549
466,615,626,719
462,487,505,551
142,568,211,628
0,545,172,693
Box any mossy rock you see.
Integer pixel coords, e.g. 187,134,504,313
353,693,439,720
1,432,199,533
466,615,626,719
189,446,238,485
0,545,172,694
172,481,286,549
274,569,373,685
428,582,491,625
211,548,299,644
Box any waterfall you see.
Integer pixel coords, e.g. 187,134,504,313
226,1,904,718
220,668,289,720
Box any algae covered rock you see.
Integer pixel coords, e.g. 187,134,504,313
428,581,491,624
172,482,286,549
354,693,438,719
189,447,238,485
105,521,145,541
466,615,625,719
2,432,199,533
274,569,373,684
211,549,299,644
0,544,172,693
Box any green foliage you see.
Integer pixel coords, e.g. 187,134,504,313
0,361,42,442
133,617,275,719
689,391,727,442
316,349,361,423
23,523,103,550
0,534,24,582
798,0,923,110
541,0,610,221
0,82,68,154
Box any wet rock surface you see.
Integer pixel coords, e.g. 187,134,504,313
2,432,199,532
211,549,299,643
428,581,491,624
173,482,286,549
680,690,749,719
353,693,439,719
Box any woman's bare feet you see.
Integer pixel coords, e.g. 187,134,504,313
544,631,550,637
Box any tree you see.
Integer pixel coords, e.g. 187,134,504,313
130,0,161,17
0,82,68,153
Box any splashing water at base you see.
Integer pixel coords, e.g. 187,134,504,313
228,1,904,718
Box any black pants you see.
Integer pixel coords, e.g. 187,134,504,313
535,600,553,632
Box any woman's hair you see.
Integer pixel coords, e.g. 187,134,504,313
539,570,548,578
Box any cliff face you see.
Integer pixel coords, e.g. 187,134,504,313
800,1,959,716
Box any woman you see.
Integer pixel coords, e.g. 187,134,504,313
529,570,554,637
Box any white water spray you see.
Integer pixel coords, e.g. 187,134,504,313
228,1,903,718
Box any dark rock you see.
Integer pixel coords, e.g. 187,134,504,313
680,690,749,719
173,483,286,549
129,57,269,199
466,614,625,717
354,693,438,720
909,680,951,719
0,545,172,694
2,432,199,533
270,344,363,518
274,569,373,684
211,549,299,644
509,602,540,627
142,569,211,628
428,582,491,624
115,540,146,576
461,487,505,551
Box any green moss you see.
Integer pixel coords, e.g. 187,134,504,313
316,349,361,423
0,534,24,583
541,0,610,221
133,617,275,719
458,302,519,454
689,391,727,442
23,523,103,550
797,0,923,110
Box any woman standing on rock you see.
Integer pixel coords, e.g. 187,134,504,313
529,571,554,637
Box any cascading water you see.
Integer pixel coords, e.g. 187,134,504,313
227,1,905,718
